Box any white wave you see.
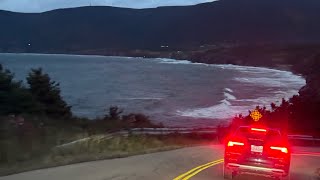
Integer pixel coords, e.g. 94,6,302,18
186,88,302,119
235,89,300,107
177,102,248,119
116,97,163,100
217,65,303,86
234,76,305,88
176,63,305,120
155,58,209,66
220,99,231,106
217,63,305,90
224,88,233,93
224,92,236,100
156,58,193,64
177,87,239,119
215,64,287,73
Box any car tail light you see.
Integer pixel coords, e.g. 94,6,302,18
270,146,288,153
251,128,267,132
227,141,244,147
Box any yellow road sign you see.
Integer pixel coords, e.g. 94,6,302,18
250,110,262,121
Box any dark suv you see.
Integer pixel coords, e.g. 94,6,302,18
223,126,291,179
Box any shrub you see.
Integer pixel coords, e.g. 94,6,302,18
104,106,123,120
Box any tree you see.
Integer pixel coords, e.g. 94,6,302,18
105,106,123,120
0,64,43,115
289,54,320,134
27,68,72,119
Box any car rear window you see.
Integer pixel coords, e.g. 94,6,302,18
235,127,281,141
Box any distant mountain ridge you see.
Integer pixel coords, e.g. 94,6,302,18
1,0,320,53
0,0,217,13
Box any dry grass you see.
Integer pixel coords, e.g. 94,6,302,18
0,133,217,176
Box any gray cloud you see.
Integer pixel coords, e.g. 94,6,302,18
0,0,216,13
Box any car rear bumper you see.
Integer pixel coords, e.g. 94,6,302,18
226,163,287,177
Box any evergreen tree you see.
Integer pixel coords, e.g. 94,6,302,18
27,68,72,119
0,64,43,115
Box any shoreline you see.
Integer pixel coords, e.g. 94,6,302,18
0,52,300,75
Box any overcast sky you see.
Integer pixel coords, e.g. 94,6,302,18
0,0,216,13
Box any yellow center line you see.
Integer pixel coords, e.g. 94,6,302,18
181,160,224,180
173,159,224,180
173,159,223,180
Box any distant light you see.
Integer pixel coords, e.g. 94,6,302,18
28,43,31,46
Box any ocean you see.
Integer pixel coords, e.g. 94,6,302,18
0,53,306,127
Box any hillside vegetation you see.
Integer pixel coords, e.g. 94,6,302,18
0,64,177,176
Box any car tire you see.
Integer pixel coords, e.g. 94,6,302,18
223,165,233,179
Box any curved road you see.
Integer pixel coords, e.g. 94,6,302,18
1,145,319,180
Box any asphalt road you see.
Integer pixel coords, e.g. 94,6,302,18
1,145,319,180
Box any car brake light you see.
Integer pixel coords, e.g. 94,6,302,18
227,141,244,147
251,128,267,132
270,146,288,153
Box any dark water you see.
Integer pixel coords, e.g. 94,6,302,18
0,53,305,127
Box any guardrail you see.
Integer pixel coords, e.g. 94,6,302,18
288,135,320,141
288,135,320,146
125,128,319,138
130,128,319,142
126,128,217,135
112,128,320,146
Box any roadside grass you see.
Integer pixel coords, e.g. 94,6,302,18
0,133,217,176
1,114,215,177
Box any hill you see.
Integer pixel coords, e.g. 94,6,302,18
1,0,320,53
